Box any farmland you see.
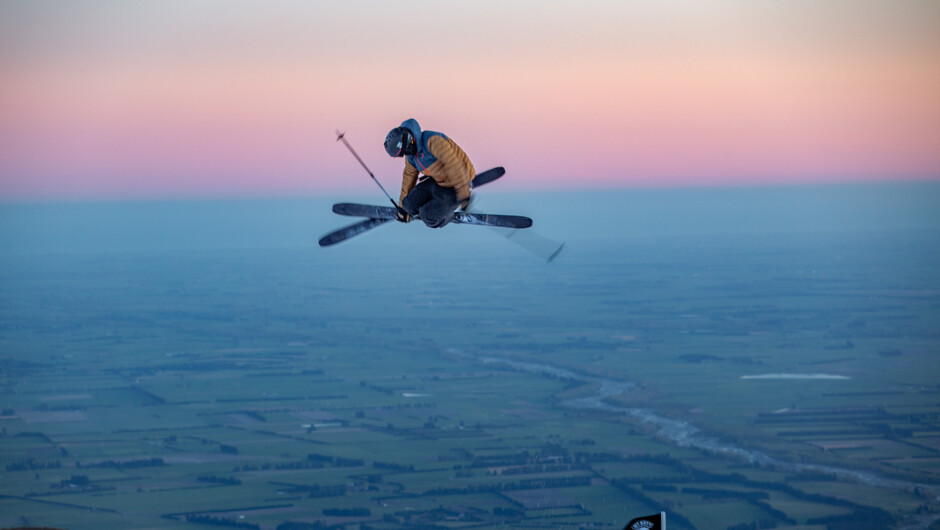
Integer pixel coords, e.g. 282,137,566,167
1,194,939,529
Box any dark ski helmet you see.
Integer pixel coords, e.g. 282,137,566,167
384,127,415,157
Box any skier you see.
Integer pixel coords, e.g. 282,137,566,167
384,119,475,228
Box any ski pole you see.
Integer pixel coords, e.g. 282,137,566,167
336,130,400,210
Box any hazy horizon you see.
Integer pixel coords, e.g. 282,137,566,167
1,181,938,256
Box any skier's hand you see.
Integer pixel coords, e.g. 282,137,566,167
396,208,412,223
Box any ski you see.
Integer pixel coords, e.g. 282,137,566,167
453,211,532,228
319,166,515,247
332,203,532,229
471,167,504,188
318,217,392,247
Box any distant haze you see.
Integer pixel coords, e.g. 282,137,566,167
1,1,939,201
1,184,937,255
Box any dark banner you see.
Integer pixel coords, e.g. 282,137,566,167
625,512,665,530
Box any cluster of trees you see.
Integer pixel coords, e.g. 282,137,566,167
307,485,346,498
468,451,533,468
383,506,484,525
266,481,346,497
322,508,370,516
424,475,591,496
77,457,165,469
197,475,242,486
677,354,762,365
233,460,325,472
573,450,626,464
306,454,363,467
372,461,414,472
184,514,259,529
6,458,61,471
490,463,571,476
60,475,90,487
276,522,341,530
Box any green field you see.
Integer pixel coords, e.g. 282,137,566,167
1,226,939,529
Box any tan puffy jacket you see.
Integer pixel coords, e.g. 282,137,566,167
398,135,475,206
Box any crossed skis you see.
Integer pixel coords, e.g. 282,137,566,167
319,167,532,247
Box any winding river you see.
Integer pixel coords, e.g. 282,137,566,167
449,349,940,502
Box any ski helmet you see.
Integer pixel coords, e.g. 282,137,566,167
384,127,414,157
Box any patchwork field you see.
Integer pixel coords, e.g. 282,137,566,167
1,216,938,529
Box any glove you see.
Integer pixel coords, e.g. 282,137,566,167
396,208,412,223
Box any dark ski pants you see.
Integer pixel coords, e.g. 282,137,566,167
401,178,460,228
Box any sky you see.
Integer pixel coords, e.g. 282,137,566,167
1,0,938,201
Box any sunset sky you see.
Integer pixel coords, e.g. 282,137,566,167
1,0,938,201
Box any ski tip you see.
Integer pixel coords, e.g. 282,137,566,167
546,242,565,264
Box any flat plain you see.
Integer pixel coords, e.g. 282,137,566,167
1,187,938,529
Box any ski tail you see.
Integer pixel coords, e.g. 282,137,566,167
319,217,392,247
470,167,505,188
332,203,396,219
453,212,532,229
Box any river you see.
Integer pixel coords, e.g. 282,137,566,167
448,349,940,505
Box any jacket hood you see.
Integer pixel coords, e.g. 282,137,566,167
400,118,422,140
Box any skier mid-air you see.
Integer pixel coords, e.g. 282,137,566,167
320,120,535,248
384,118,474,229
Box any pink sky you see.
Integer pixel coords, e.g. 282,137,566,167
1,1,938,201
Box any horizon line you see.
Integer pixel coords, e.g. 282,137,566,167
2,175,939,206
